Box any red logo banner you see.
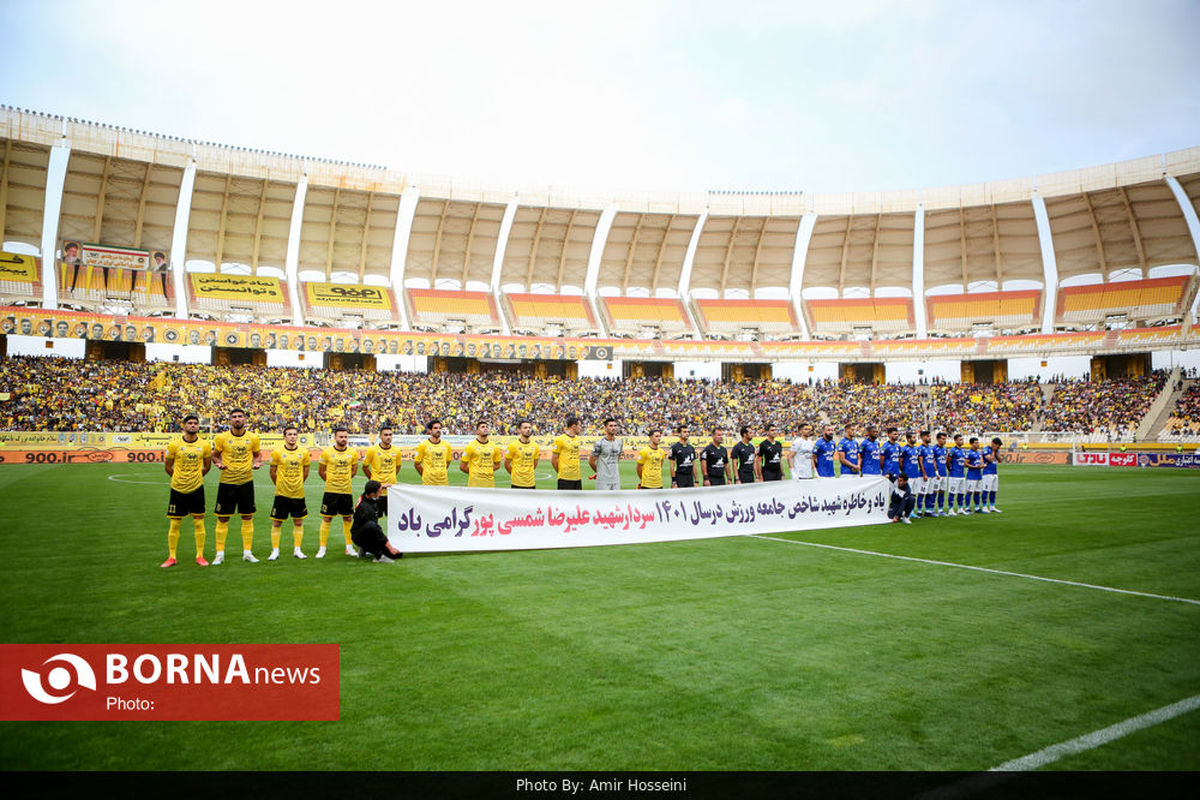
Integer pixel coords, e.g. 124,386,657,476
0,644,339,721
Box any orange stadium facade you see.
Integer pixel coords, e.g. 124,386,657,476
0,105,1198,370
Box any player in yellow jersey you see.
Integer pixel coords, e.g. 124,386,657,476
505,419,539,489
212,408,262,565
317,425,358,558
161,414,212,567
361,424,400,518
414,419,453,486
460,420,503,487
268,425,310,561
551,415,583,490
636,428,668,489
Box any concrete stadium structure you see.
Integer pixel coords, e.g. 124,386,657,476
1,106,1198,369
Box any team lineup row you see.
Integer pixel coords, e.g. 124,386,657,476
158,410,1004,567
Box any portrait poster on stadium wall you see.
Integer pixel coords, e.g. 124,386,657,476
388,477,890,553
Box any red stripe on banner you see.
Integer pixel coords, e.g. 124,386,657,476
0,644,339,720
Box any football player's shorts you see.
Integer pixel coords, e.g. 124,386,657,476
948,477,966,495
168,487,205,518
982,474,998,492
966,479,982,494
320,491,354,517
926,476,942,493
910,476,926,495
270,496,308,522
214,481,256,516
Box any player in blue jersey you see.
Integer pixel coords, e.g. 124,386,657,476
900,432,923,516
917,430,938,517
860,425,882,477
932,432,949,517
837,424,861,477
947,433,968,515
965,437,985,513
982,437,1003,512
881,427,902,480
812,424,838,478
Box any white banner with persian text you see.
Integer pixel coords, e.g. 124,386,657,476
387,477,890,552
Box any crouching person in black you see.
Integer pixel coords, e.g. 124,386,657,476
888,473,916,525
352,480,405,562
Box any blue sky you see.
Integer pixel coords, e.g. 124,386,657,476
2,0,1197,194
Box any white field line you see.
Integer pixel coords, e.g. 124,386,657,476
990,693,1200,771
750,535,1200,607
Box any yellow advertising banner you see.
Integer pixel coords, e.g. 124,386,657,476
0,252,40,283
190,274,285,302
305,282,393,309
0,430,314,452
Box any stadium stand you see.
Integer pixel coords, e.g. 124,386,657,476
1055,276,1193,326
186,273,289,321
693,298,799,337
1041,372,1168,436
602,296,694,337
58,265,173,311
0,253,43,305
926,290,1041,333
504,292,597,335
405,288,499,331
300,280,397,325
806,297,914,336
1163,382,1200,437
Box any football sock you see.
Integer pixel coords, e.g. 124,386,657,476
293,524,304,549
342,517,353,546
241,518,254,551
193,517,206,554
319,519,331,548
215,519,229,552
271,526,282,550
937,492,945,513
989,491,997,506
167,519,181,559
974,492,982,508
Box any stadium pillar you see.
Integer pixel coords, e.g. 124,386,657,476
564,361,578,380
391,186,421,330
1165,174,1200,320
789,212,817,340
961,361,975,383
490,195,519,335
284,175,308,326
1032,193,1059,334
169,161,196,319
912,205,927,338
584,204,618,337
676,211,708,336
39,136,70,310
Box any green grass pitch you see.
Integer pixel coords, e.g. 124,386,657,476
1,461,1197,771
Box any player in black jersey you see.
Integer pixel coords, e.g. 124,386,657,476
731,425,760,484
758,423,784,481
701,427,732,486
669,424,698,487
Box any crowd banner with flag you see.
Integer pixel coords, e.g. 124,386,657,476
387,477,891,553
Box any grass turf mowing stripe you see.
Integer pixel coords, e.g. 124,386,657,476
750,535,1200,607
989,692,1200,771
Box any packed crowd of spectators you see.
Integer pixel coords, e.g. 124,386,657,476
1162,382,1200,437
1039,372,1169,436
0,355,1176,438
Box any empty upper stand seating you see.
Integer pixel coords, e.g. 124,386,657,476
406,288,499,330
925,290,1041,332
301,281,397,324
505,292,597,334
59,264,174,311
1056,276,1193,325
806,297,914,335
0,252,43,304
187,273,289,319
602,296,694,337
694,298,798,336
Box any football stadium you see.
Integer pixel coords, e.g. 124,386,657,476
2,4,1199,792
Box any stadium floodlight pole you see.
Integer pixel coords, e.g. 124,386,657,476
789,211,817,340
489,194,519,336
168,159,197,319
39,125,70,310
912,204,927,339
1164,174,1200,322
283,174,308,326
583,203,618,338
1031,192,1059,334
390,185,421,330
